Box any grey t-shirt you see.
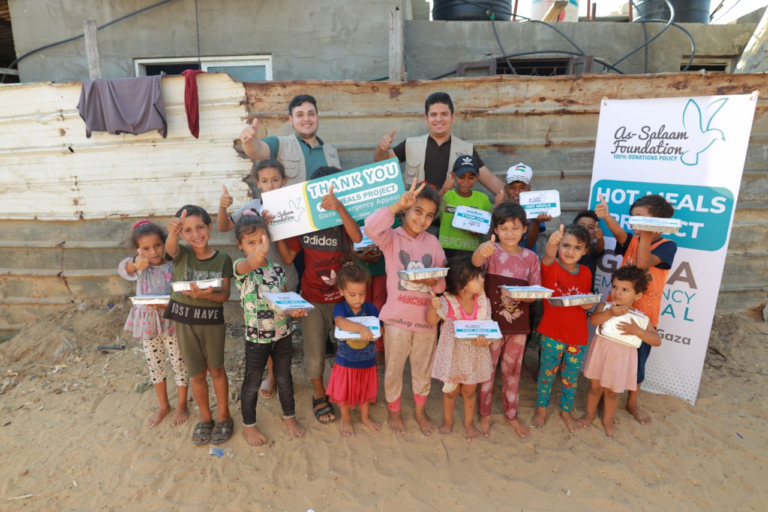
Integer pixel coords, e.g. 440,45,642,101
231,199,299,293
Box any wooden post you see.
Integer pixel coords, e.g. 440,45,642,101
83,20,102,80
389,7,405,81
592,3,597,22
513,0,519,21
629,0,633,23
586,0,592,20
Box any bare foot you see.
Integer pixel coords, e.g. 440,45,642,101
172,405,190,427
284,417,306,439
520,363,536,383
439,420,453,435
388,410,406,435
531,407,548,429
147,405,171,427
415,411,438,437
243,425,267,446
576,413,595,429
259,376,275,400
560,410,581,433
465,422,481,442
504,417,530,439
339,417,355,437
361,416,381,434
478,415,492,438
627,405,652,425
602,418,616,437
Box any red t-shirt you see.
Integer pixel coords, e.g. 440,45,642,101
287,226,351,304
537,259,592,345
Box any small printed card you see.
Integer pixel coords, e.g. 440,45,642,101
453,320,502,341
334,316,382,340
353,227,375,251
519,190,561,219
262,292,315,312
452,206,492,234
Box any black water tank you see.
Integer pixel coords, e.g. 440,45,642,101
634,0,712,24
432,0,513,21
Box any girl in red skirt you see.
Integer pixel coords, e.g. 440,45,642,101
326,261,381,437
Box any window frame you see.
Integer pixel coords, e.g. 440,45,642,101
134,55,273,80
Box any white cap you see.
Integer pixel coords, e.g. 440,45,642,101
506,163,532,185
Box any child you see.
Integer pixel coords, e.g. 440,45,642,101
365,179,447,436
218,159,298,402
118,220,189,428
578,266,661,436
233,213,307,446
437,155,493,260
531,224,592,433
471,202,540,439
495,163,549,250
427,257,493,442
596,194,677,425
574,210,605,291
276,166,363,425
164,205,234,445
326,261,382,437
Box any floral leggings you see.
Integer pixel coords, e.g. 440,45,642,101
536,334,586,412
478,334,526,420
142,333,188,387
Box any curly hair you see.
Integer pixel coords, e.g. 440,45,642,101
562,223,591,246
612,265,649,294
336,259,371,290
445,256,483,296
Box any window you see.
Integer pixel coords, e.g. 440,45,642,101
681,57,733,73
134,56,272,81
496,58,572,77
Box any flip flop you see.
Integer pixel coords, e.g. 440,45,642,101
259,380,276,401
192,420,215,445
312,395,335,424
211,419,234,445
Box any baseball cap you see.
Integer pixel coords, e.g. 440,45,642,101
506,163,532,185
452,154,480,177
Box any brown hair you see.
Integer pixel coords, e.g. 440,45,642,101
336,259,371,291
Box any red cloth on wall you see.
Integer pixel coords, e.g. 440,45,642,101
181,70,206,138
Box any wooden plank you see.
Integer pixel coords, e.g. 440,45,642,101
83,20,102,80
389,7,405,81
543,1,568,22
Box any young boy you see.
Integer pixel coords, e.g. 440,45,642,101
165,205,234,445
496,163,549,251
438,155,493,259
277,166,363,425
574,210,606,291
218,159,297,401
595,194,677,426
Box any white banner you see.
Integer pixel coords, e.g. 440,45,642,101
589,93,758,405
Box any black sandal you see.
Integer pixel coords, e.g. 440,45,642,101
211,419,234,444
192,421,215,445
312,395,336,424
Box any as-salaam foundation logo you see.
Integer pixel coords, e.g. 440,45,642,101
610,98,727,166
272,198,305,225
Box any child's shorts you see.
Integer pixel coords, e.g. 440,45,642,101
174,322,226,377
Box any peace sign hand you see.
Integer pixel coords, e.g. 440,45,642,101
399,179,426,210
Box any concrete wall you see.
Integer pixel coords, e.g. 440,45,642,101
404,20,758,79
9,0,402,83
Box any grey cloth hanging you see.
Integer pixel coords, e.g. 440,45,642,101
77,74,167,138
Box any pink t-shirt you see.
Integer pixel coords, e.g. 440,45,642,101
365,208,446,332
482,246,541,334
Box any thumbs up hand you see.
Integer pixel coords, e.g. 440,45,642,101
220,184,234,210
240,118,259,143
595,194,610,219
378,129,396,153
320,184,343,212
495,187,506,206
477,234,497,259
548,224,565,247
168,209,187,234
430,290,442,310
134,255,150,271
247,234,270,269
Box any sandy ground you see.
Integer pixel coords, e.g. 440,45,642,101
1,298,767,511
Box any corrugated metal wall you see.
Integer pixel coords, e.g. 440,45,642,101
1,73,766,331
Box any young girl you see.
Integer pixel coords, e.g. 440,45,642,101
427,257,493,442
165,205,234,445
532,224,592,433
326,261,382,437
365,179,447,436
218,159,297,401
233,213,306,446
471,202,540,439
578,266,661,436
118,220,189,428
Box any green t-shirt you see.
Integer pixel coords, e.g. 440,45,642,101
439,190,493,251
355,216,401,277
165,244,234,308
234,259,289,344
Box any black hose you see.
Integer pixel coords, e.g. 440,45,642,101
1,0,176,83
490,14,516,74
630,0,696,72
611,0,675,69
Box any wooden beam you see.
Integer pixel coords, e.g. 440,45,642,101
542,1,569,22
83,20,102,80
389,7,405,81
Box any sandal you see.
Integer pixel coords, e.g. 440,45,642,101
259,380,276,401
211,419,234,445
192,421,215,445
312,395,336,424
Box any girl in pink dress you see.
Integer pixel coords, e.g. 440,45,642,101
578,266,661,437
427,256,493,441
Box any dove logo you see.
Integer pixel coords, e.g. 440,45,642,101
272,198,306,225
680,98,727,167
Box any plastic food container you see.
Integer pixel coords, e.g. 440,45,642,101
262,292,315,312
547,294,602,307
598,306,649,348
130,295,170,305
171,278,224,293
454,320,503,342
500,285,554,300
334,316,381,342
397,267,449,281
629,216,682,234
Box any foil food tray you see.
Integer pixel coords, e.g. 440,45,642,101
130,295,170,305
500,285,554,299
598,306,649,348
629,216,682,234
171,278,224,293
397,267,449,281
547,294,602,307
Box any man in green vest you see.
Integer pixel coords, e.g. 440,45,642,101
240,94,341,184
373,92,505,197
